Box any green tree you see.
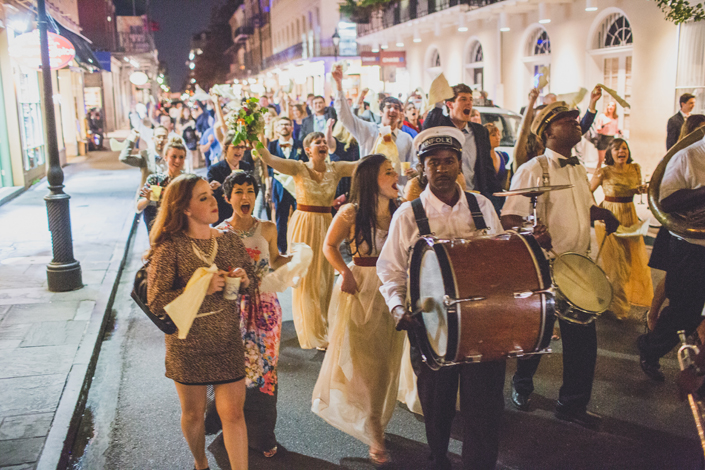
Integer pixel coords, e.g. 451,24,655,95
653,0,705,24
193,0,242,90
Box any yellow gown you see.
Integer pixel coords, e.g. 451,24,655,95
594,164,654,319
312,221,405,446
287,160,342,349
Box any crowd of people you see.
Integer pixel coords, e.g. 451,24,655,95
116,67,703,469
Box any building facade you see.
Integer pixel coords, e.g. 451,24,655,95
353,0,703,173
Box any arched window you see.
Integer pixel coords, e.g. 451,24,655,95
527,28,551,56
431,48,441,68
426,46,442,78
465,40,484,90
595,13,633,49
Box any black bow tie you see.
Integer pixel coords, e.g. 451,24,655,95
559,156,581,167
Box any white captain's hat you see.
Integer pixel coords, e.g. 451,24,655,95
413,126,465,160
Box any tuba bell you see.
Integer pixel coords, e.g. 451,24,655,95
649,127,705,239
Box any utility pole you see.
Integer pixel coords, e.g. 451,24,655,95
38,0,82,292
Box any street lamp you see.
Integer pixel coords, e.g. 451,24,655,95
332,28,340,61
37,0,82,291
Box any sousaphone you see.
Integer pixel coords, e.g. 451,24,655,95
649,126,705,239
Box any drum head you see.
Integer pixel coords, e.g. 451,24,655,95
418,249,448,357
553,253,612,313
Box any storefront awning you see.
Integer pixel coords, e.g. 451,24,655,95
51,17,102,71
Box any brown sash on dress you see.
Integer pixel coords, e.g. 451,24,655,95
297,204,332,213
603,196,633,203
353,257,379,267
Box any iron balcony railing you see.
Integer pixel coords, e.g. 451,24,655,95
356,0,502,37
263,38,357,69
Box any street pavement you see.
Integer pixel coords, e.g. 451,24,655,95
70,218,704,468
0,141,142,470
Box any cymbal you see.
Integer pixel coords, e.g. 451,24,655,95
494,184,573,197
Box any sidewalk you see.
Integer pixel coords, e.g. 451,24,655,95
0,144,141,469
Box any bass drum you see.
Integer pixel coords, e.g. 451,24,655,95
409,231,555,370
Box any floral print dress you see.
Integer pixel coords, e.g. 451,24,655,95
217,219,282,395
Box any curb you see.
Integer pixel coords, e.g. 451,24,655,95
36,212,140,470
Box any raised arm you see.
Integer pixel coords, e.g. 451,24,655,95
333,160,358,178
119,130,146,167
252,146,300,176
513,88,540,171
323,204,357,294
211,92,228,145
262,221,291,269
332,65,378,147
580,86,602,134
324,118,337,150
589,167,604,193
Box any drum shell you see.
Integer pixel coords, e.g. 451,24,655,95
410,231,554,366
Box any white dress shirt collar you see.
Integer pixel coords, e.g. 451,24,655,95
420,183,467,214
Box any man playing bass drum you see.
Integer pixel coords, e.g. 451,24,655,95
501,102,619,429
377,127,506,470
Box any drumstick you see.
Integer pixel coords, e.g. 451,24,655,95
595,235,609,264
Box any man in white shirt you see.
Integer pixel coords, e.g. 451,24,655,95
332,66,415,187
377,127,505,470
638,134,705,381
501,102,618,430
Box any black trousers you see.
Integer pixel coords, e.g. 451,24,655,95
640,237,705,362
415,356,506,470
274,192,296,253
513,319,597,411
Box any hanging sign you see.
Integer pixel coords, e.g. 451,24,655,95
8,31,75,70
129,71,149,86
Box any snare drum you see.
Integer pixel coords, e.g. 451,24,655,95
409,231,555,369
551,253,613,324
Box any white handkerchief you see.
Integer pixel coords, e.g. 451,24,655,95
260,243,313,293
164,264,218,339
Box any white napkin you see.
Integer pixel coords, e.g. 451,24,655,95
164,264,218,339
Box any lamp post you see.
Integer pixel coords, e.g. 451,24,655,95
332,28,340,62
38,0,82,292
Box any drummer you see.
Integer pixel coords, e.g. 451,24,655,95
501,102,619,430
377,126,507,470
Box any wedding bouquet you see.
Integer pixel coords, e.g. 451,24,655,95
226,97,265,149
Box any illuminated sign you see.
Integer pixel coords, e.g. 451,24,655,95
8,31,75,70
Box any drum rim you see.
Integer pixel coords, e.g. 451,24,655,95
551,251,614,316
409,237,459,366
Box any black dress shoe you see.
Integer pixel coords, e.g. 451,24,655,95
511,388,530,411
637,335,665,382
555,404,602,430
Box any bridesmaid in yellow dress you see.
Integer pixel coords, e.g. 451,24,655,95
254,132,358,349
590,138,653,320
312,155,405,467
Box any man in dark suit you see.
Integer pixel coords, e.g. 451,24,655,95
423,83,504,214
268,117,306,253
667,93,696,150
207,139,252,225
299,95,336,141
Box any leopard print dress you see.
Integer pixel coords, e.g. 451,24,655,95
147,230,256,385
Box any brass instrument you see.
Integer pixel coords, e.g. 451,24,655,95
677,330,705,459
649,127,705,240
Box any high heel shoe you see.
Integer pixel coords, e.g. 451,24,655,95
369,448,392,468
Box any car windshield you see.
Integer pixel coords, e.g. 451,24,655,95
480,112,521,147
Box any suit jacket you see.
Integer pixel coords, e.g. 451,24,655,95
299,107,337,141
267,139,307,204
422,108,502,198
667,112,685,150
207,159,253,225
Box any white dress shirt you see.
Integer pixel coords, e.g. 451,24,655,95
501,148,595,256
334,89,415,185
661,134,705,247
377,184,503,312
459,124,478,191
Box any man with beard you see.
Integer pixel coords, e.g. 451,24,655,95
267,117,306,253
332,65,415,187
501,102,619,429
378,126,506,470
423,84,504,213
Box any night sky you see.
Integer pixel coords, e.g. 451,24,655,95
116,0,226,91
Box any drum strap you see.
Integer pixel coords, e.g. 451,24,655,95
410,192,487,235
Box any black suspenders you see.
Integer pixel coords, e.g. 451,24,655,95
411,192,487,234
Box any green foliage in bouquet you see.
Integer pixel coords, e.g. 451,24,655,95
226,97,265,149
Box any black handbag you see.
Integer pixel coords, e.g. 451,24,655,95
130,262,177,335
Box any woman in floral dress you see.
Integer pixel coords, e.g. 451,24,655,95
216,170,291,458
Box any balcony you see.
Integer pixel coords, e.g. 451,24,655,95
356,0,502,36
233,25,254,43
263,38,357,70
